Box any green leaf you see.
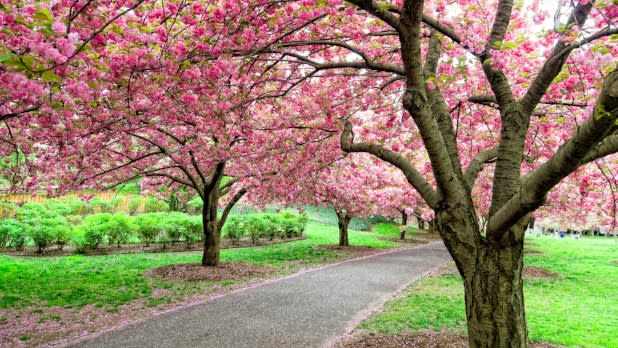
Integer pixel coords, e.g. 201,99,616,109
41,71,61,82
0,53,14,63
556,116,564,124
500,41,518,50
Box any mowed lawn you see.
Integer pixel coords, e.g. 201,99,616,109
358,236,618,348
0,222,397,311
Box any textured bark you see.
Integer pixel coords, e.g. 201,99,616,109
400,211,408,239
201,189,221,266
335,209,351,246
435,201,528,348
463,243,528,348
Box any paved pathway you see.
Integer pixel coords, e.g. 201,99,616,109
72,242,451,348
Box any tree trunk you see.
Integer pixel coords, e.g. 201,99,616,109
401,210,408,226
462,244,528,348
335,210,351,246
201,193,221,266
415,209,425,230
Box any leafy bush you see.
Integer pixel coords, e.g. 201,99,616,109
54,225,72,250
186,196,203,215
107,213,134,247
79,213,113,249
246,215,266,244
133,214,160,246
0,219,27,250
89,198,113,213
144,197,168,213
27,216,72,253
223,216,246,244
128,196,143,215
29,226,56,253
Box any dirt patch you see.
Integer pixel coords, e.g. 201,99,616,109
145,262,278,282
523,266,559,279
338,330,563,348
431,263,559,280
525,249,545,255
316,245,384,258
611,259,618,265
0,236,306,257
378,237,428,244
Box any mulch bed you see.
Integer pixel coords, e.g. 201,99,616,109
431,263,559,280
523,266,559,279
339,330,563,348
378,237,428,244
145,262,278,282
0,236,306,257
317,245,384,258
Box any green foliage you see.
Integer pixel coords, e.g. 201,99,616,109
128,196,143,215
222,212,308,244
115,181,141,194
223,216,246,243
77,213,113,250
89,197,113,213
107,213,135,247
133,214,160,246
144,197,168,213
186,196,203,214
0,219,27,250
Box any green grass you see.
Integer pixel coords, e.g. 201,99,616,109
0,222,396,311
359,236,618,347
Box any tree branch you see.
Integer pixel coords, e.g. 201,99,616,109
218,187,250,231
464,148,498,187
340,121,439,207
346,0,401,31
488,69,618,240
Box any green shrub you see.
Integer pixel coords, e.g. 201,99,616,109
29,226,56,253
181,215,202,247
80,213,113,249
89,198,113,213
246,215,266,244
186,196,203,215
66,215,83,225
70,228,100,253
144,197,167,213
0,219,27,250
53,225,73,250
110,197,125,212
223,216,246,244
134,214,160,246
107,213,134,247
128,196,143,215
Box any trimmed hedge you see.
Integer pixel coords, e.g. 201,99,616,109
222,212,307,245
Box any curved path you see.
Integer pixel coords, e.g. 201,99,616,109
71,242,451,348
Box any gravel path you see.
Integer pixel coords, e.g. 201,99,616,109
70,242,451,348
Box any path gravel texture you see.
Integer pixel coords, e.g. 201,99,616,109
71,242,451,348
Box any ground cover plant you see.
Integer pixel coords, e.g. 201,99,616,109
0,221,402,346
353,236,618,348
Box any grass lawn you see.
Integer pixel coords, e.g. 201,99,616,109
0,222,398,311
358,236,618,347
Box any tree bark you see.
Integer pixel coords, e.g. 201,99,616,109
335,209,351,246
201,191,221,266
436,205,529,348
400,210,408,240
463,243,528,348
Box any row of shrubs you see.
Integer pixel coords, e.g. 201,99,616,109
0,196,170,220
0,212,202,253
223,212,308,245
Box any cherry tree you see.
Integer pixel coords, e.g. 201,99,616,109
252,0,618,345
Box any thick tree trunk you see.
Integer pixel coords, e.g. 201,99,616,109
201,193,221,266
434,201,529,348
463,244,528,348
335,210,351,246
